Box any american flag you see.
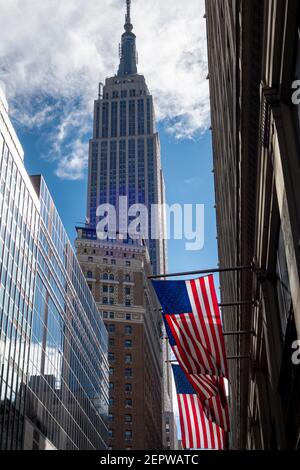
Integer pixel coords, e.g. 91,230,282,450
152,275,230,431
153,275,228,378
186,372,230,432
172,364,227,450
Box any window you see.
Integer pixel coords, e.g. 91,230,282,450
109,311,115,319
103,297,108,304
125,325,132,335
125,274,131,282
125,414,132,423
108,413,114,422
111,259,116,265
109,398,115,407
109,338,115,347
103,285,108,293
108,429,114,438
125,430,133,441
108,352,115,362
125,368,132,377
129,90,136,97
121,90,127,98
126,261,131,267
125,383,132,392
276,227,292,338
126,313,131,321
125,287,131,295
87,271,93,278
88,257,93,262
109,298,114,305
125,399,132,408
108,324,115,333
109,382,114,391
125,299,131,307
129,100,136,135
103,258,108,264
120,101,127,136
103,311,108,319
103,272,109,280
125,354,132,364
109,367,114,376
109,286,115,294
109,274,115,280
125,339,132,348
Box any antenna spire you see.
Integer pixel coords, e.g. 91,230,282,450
124,0,133,32
117,0,137,76
126,0,131,24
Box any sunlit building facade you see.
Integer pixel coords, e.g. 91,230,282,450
0,87,109,450
0,87,40,450
86,1,167,277
75,228,164,450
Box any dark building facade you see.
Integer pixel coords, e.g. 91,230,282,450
206,0,300,449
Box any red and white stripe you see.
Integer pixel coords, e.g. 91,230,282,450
169,315,219,376
176,366,230,432
177,393,227,450
186,275,228,377
203,394,230,432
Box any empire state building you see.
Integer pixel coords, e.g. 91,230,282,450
77,0,176,451
86,0,167,276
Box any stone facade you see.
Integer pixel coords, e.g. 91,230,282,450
75,229,164,450
206,0,300,450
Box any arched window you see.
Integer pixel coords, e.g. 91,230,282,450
109,274,115,280
103,273,109,280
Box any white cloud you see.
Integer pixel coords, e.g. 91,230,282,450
0,0,209,179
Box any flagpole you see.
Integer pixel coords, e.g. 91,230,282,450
166,356,250,363
149,264,254,280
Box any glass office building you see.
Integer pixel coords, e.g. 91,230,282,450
25,176,109,450
0,88,40,450
0,87,109,450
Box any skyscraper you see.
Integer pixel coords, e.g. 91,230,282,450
75,231,164,450
79,0,176,450
86,0,167,276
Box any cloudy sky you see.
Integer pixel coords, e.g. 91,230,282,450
0,0,218,435
0,0,209,180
